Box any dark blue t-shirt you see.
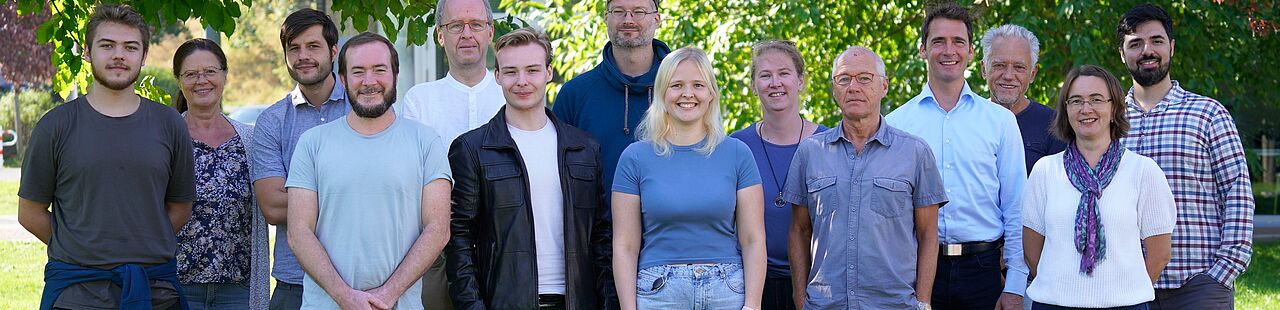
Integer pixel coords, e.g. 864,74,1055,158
1017,100,1067,174
729,122,828,278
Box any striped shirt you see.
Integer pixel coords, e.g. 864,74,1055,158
1119,80,1254,289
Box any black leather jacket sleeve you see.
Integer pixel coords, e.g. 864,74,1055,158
591,143,620,310
445,138,487,310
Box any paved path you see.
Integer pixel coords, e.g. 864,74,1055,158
0,167,18,181
0,215,36,242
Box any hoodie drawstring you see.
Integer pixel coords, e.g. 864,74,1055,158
622,85,654,136
623,85,630,135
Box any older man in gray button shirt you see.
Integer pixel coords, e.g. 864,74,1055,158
784,46,947,310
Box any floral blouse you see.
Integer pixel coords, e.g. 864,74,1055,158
177,134,254,284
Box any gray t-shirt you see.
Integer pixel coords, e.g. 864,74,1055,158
19,96,194,308
19,96,196,267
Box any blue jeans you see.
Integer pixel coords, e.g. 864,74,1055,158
182,282,249,310
637,263,745,309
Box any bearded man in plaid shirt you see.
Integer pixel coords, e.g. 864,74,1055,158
1116,4,1255,309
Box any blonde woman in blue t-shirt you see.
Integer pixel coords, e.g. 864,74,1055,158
612,47,767,310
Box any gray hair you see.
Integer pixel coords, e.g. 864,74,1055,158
436,0,494,27
980,24,1040,68
831,46,886,77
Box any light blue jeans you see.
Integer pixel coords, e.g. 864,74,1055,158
637,263,746,309
181,282,249,310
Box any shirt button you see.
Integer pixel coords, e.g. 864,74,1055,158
945,164,952,169
947,189,952,193
945,139,951,144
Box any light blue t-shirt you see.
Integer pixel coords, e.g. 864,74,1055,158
612,138,762,269
285,116,452,309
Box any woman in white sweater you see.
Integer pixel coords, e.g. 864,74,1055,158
1022,65,1175,310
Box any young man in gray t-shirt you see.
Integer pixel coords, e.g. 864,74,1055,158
18,5,196,308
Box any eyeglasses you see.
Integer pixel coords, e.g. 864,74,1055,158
607,9,657,19
833,73,877,86
180,67,224,83
442,20,490,34
1065,96,1111,108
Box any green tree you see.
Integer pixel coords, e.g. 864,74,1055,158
506,0,1279,133
14,0,446,103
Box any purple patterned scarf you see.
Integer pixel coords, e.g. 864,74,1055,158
1062,140,1125,275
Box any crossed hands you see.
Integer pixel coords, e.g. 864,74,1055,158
335,286,401,310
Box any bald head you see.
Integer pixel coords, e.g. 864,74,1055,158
832,46,886,77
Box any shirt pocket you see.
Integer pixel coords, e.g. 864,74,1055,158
870,177,912,219
482,162,525,208
806,176,839,216
567,162,599,208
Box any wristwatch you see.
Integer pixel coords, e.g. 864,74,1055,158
917,300,932,310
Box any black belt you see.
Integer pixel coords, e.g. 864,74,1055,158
538,294,565,308
939,240,1002,256
275,281,303,289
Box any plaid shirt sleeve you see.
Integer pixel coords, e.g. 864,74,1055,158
1204,105,1255,286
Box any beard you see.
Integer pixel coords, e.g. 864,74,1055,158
609,27,650,49
348,84,397,118
92,63,139,91
990,93,1019,107
288,59,333,86
1128,55,1171,87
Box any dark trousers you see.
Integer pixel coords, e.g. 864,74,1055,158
421,254,454,310
1033,302,1148,310
932,249,1003,310
1150,274,1234,310
762,276,796,310
268,282,302,310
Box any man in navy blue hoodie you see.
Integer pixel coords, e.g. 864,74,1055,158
553,0,671,192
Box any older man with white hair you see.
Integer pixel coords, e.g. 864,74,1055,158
980,24,1066,173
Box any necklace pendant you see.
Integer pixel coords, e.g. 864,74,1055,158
774,195,786,208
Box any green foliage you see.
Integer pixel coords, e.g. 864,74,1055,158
329,0,437,47
507,0,1280,133
137,67,176,105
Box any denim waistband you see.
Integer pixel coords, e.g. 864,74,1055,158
649,263,742,279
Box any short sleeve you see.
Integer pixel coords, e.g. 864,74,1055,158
17,110,62,203
165,111,197,202
1021,157,1050,235
250,105,287,181
611,143,642,195
732,140,762,190
1137,156,1177,238
421,127,453,185
284,131,319,191
780,141,810,207
912,140,948,208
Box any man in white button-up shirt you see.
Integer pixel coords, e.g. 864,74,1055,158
403,0,505,145
402,0,506,307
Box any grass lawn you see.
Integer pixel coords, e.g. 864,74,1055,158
0,181,20,215
0,240,47,309
1238,241,1280,309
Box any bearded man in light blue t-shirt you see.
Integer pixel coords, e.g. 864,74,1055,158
285,32,452,310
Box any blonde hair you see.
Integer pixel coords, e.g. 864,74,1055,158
637,47,725,156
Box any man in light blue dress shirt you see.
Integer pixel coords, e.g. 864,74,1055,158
884,4,1028,309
